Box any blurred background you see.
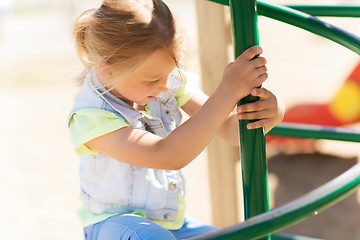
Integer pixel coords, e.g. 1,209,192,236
0,0,359,239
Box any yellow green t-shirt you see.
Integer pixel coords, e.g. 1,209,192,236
69,75,194,229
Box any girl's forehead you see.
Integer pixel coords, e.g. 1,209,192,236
136,49,177,77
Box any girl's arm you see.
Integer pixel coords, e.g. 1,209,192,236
86,89,239,170
85,46,267,170
181,87,285,146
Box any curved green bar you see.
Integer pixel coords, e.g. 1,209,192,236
287,5,360,17
271,233,322,240
187,162,360,240
207,0,360,54
208,0,228,5
269,123,360,142
210,1,360,17
257,2,360,54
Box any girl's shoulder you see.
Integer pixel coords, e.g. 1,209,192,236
171,69,199,107
68,108,128,155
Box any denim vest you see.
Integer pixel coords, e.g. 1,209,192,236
68,69,186,222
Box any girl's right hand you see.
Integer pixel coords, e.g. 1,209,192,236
219,46,268,104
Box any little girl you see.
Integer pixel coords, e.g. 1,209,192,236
69,0,284,239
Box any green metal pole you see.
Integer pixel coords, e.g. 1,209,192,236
286,5,360,18
229,1,270,239
269,123,360,143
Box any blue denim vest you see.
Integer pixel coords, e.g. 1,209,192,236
68,69,186,222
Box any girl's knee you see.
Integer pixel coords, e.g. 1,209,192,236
88,214,176,240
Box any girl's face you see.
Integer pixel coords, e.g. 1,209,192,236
106,49,177,109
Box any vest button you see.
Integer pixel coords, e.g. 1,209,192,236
165,110,171,114
169,183,177,190
164,214,172,220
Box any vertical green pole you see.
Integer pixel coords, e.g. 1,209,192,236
229,0,270,239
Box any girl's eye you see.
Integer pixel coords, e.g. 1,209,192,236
149,79,160,84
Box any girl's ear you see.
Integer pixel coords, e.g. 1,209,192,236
96,60,114,79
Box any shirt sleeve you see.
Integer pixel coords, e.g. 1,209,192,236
175,70,199,107
69,108,128,155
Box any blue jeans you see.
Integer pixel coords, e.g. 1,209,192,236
84,214,218,240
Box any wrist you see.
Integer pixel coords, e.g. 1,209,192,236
215,84,246,107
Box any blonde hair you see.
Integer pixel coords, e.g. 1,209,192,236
72,0,184,82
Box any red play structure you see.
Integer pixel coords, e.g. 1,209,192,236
284,61,360,127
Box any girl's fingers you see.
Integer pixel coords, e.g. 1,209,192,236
251,56,267,68
237,46,263,61
237,102,269,114
246,119,271,130
255,73,268,86
237,109,274,120
236,94,275,113
254,66,267,77
250,87,272,99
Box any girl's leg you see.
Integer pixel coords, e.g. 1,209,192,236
84,214,176,240
169,216,218,239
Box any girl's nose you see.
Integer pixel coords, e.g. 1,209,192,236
159,81,170,92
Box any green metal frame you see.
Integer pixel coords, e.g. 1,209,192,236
189,0,360,239
210,1,360,18
271,233,322,240
229,3,270,239
256,1,360,54
209,1,360,54
269,123,360,143
283,5,360,18
188,162,360,239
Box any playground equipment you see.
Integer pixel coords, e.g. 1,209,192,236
283,61,360,127
188,1,360,239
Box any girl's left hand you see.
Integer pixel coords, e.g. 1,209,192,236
236,87,285,132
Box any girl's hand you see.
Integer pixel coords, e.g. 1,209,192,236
236,87,284,132
219,46,268,104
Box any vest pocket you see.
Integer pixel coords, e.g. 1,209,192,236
130,167,169,210
161,102,181,134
